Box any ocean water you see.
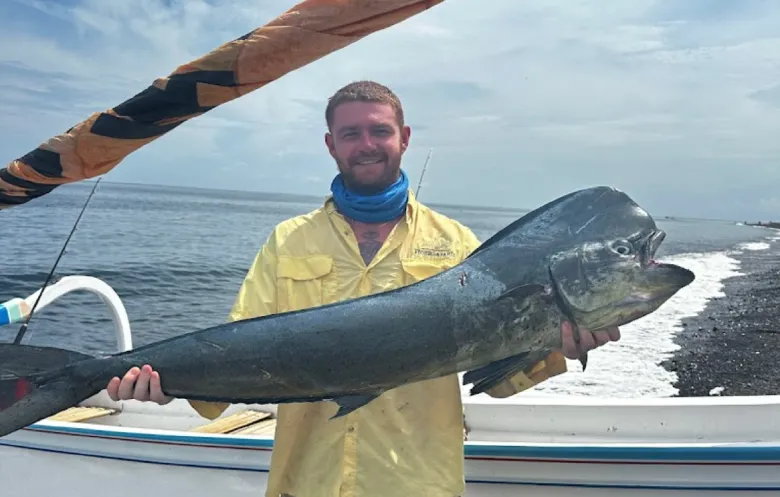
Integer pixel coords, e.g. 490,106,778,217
1,181,776,400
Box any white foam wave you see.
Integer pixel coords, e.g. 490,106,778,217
736,241,771,251
461,251,743,403
749,225,780,240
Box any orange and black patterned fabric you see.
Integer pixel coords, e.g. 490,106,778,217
0,0,443,210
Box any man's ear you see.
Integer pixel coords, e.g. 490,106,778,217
325,132,336,159
400,125,411,153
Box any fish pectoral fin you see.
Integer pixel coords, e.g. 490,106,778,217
496,284,546,302
463,352,535,396
329,393,380,420
569,322,589,371
579,353,588,371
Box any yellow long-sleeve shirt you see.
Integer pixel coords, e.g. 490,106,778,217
189,190,567,497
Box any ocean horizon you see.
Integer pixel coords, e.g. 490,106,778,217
72,179,749,224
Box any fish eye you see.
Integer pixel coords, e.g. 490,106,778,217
611,240,633,256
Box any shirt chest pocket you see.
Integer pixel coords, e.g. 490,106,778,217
276,255,335,313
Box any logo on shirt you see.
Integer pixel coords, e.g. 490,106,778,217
412,236,456,260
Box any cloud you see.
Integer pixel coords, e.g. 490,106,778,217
750,84,780,108
1,0,779,220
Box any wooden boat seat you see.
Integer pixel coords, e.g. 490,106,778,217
47,406,117,423
230,418,277,436
190,409,273,434
42,406,277,436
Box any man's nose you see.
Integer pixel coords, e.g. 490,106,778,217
357,131,378,149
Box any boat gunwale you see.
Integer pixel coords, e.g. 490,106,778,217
4,424,780,492
11,420,780,463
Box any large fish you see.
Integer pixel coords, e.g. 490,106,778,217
0,186,694,437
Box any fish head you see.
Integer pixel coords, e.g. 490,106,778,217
547,188,695,332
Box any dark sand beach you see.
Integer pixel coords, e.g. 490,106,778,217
664,233,780,397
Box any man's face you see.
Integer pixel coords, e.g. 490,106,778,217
325,101,410,195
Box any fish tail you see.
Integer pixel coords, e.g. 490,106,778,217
0,343,106,438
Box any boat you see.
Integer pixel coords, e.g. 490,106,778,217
1,275,780,496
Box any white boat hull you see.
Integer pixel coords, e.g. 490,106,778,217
1,394,779,496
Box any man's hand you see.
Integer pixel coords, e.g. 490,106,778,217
106,364,174,405
560,321,620,365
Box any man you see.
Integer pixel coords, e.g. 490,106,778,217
107,80,620,497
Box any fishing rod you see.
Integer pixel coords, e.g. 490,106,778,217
13,178,102,345
415,148,433,198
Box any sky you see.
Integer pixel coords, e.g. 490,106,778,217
0,0,778,221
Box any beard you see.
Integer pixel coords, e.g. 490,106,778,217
337,151,401,195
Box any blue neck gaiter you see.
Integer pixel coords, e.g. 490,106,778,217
330,169,409,223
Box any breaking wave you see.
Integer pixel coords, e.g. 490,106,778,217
736,241,771,252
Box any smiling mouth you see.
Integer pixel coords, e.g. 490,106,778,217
353,157,385,166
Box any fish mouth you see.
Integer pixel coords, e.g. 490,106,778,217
615,261,695,309
641,229,666,266
653,261,696,287
640,229,695,287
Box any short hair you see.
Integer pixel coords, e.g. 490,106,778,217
325,80,404,129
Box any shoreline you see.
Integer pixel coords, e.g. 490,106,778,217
663,244,780,397
746,222,780,230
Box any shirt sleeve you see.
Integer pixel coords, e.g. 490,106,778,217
187,232,280,419
459,225,569,399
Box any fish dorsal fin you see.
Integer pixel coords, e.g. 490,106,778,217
467,189,584,259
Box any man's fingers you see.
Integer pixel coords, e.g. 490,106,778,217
593,331,611,346
105,365,172,404
561,323,623,359
578,328,596,352
149,371,172,405
133,365,152,401
560,321,580,359
106,377,121,401
116,367,140,400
